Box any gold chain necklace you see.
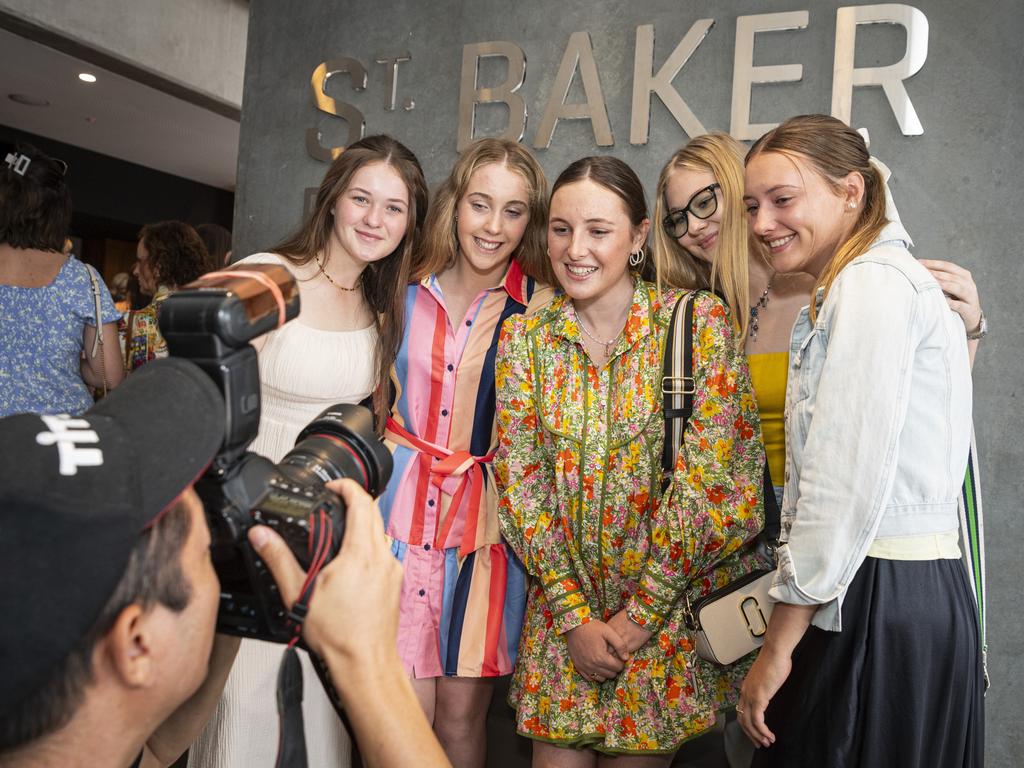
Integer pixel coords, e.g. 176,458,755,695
315,253,360,292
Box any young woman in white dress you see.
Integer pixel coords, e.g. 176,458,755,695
188,135,428,768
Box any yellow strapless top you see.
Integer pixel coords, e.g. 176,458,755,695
747,352,788,485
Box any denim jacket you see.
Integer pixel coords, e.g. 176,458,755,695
770,221,972,631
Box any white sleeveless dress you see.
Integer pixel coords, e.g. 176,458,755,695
188,253,376,768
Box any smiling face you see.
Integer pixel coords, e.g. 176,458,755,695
547,178,648,311
664,167,722,264
743,150,860,278
454,162,530,283
328,161,410,269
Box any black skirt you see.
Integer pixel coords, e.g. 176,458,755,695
752,557,984,768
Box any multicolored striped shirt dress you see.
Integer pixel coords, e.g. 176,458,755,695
379,260,552,678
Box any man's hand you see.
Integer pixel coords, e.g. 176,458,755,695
248,479,452,767
565,621,629,684
247,478,402,667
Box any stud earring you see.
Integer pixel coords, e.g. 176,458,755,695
847,201,857,210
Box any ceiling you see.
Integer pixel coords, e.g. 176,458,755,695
0,26,239,191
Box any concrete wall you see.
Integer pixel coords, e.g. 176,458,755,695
235,1,1023,764
0,0,247,110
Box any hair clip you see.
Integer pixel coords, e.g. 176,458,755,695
4,152,31,176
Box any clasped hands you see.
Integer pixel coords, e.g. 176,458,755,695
565,610,651,684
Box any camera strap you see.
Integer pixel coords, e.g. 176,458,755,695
274,508,335,768
285,508,333,646
275,648,308,768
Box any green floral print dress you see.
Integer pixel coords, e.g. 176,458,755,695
495,281,765,754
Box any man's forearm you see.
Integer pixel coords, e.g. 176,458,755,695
322,648,451,768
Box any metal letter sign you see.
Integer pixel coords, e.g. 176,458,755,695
457,42,528,151
731,11,810,141
306,58,367,162
630,21,715,145
533,31,613,149
832,4,929,136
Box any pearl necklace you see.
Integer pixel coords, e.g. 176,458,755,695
748,272,775,341
574,305,625,357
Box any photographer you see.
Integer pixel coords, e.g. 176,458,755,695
0,358,449,768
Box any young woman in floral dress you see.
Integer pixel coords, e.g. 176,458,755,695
495,156,764,766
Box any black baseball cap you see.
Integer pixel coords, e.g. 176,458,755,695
0,358,225,716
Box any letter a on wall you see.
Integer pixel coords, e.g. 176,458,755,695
533,31,614,149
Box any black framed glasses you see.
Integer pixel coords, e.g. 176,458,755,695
662,183,720,238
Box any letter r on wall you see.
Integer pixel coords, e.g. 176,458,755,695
832,4,929,136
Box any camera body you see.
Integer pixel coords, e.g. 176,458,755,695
159,264,391,643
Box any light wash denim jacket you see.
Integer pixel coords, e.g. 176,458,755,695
770,221,972,631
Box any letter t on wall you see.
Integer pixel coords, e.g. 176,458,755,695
457,42,528,151
831,4,928,136
730,11,810,141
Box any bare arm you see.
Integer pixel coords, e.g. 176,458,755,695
81,321,125,389
920,259,982,368
737,603,817,748
139,635,241,767
248,479,451,768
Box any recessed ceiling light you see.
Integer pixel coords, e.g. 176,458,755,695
7,93,50,107
78,73,97,83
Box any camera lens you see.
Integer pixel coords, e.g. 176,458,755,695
277,403,393,496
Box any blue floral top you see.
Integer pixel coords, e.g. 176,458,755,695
0,257,120,417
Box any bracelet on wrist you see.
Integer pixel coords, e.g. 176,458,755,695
966,311,987,341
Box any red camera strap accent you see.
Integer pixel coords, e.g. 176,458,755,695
205,268,288,328
286,508,333,648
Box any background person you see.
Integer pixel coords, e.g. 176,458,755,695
737,115,982,767
196,222,233,267
376,137,553,768
0,144,123,416
121,221,209,373
189,134,429,768
495,156,764,766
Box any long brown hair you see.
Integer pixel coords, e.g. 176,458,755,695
746,115,888,323
550,155,655,282
413,138,553,285
273,135,428,428
653,133,753,342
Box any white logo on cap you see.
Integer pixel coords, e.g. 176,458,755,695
36,415,103,476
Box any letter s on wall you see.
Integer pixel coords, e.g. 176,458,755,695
306,58,368,163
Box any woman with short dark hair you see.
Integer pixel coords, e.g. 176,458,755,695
0,144,123,415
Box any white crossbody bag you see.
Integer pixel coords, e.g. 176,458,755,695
661,292,780,666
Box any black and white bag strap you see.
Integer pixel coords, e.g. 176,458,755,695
662,292,695,491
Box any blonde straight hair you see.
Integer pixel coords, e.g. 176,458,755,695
746,115,888,323
412,138,554,285
653,132,754,343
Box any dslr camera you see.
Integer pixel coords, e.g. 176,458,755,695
158,263,392,644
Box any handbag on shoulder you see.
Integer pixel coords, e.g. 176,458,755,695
661,291,780,666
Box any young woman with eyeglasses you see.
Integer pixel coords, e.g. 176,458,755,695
654,134,985,515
